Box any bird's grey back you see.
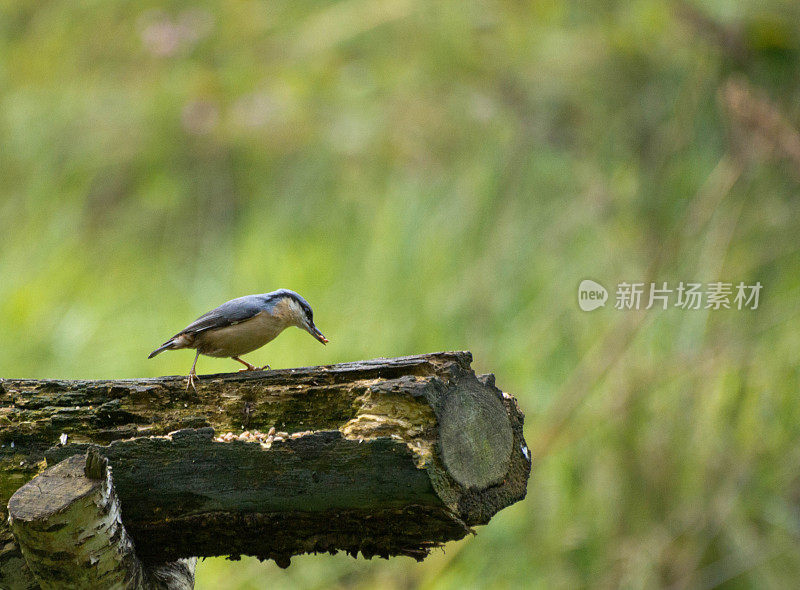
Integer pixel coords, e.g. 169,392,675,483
178,291,308,336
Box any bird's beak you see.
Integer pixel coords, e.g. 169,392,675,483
307,323,328,345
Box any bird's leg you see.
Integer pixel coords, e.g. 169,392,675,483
232,356,256,371
232,356,270,371
187,350,200,392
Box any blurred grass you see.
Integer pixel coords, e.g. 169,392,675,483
2,0,800,588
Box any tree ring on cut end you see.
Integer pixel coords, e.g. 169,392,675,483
438,381,513,490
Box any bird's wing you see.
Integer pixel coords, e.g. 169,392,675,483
177,296,265,336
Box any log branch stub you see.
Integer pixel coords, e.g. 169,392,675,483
7,451,196,589
1,351,530,579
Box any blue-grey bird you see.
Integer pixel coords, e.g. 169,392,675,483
148,290,328,390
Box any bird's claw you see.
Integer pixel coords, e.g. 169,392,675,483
186,372,198,392
238,364,270,372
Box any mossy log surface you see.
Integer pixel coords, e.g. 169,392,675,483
0,352,530,587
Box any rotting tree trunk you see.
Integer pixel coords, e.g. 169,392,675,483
0,352,530,588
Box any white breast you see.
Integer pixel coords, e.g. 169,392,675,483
195,312,288,357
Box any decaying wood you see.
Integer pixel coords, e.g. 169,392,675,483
0,352,530,587
8,449,195,589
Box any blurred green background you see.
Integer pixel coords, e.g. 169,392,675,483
2,0,800,588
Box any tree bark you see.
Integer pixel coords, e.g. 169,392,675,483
0,352,530,587
7,449,195,589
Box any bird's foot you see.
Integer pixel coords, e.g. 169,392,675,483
186,371,198,392
233,356,269,371
238,364,270,372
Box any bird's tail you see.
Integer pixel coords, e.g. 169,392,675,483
148,340,176,359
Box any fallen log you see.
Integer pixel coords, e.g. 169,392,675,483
1,352,530,588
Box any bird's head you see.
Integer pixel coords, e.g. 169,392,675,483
272,290,328,345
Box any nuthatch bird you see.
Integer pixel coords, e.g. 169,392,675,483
148,289,328,390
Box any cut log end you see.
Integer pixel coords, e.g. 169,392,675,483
7,453,98,523
438,379,513,489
